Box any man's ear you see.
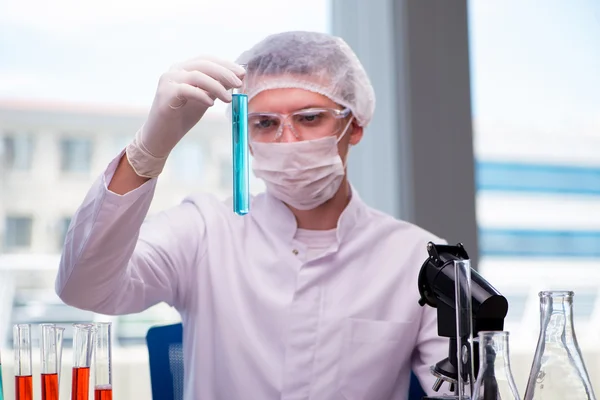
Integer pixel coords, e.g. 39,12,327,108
349,121,364,146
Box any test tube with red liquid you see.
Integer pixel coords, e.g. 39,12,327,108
93,323,112,400
71,324,94,400
40,324,64,400
13,324,33,400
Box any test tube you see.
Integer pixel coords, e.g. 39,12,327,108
93,323,113,400
231,88,250,215
40,324,64,400
454,259,475,399
0,349,5,400
13,324,33,400
71,324,94,400
56,327,64,387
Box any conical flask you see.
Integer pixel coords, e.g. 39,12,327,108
524,291,597,400
471,331,520,400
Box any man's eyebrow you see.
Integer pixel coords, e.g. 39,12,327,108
296,104,331,109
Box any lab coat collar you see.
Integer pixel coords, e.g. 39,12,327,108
257,183,367,245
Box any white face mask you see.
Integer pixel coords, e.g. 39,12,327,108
250,121,352,210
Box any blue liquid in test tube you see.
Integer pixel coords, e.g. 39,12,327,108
232,91,249,215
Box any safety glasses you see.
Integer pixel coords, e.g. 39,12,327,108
248,107,351,142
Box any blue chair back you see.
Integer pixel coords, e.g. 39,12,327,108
146,322,427,400
409,371,427,399
146,323,185,400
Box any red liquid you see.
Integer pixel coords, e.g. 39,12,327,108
15,375,33,400
41,373,59,400
94,386,113,400
71,367,90,400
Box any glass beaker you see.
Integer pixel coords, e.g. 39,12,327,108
71,324,94,400
93,323,113,400
471,331,520,400
40,324,64,400
14,324,33,400
524,291,597,400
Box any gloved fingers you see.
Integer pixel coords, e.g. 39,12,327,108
172,82,215,107
181,69,233,103
181,59,243,91
178,55,246,79
167,69,231,104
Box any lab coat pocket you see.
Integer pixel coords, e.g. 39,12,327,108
337,318,412,400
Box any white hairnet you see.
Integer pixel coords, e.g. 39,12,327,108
234,31,376,127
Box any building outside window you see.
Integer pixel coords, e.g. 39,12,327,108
60,137,93,173
1,134,34,171
4,215,33,251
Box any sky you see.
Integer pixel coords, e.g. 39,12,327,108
0,0,598,134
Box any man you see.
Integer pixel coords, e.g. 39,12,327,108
56,31,448,399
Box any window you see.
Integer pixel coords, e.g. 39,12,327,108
60,137,93,173
469,1,600,356
4,216,33,250
2,134,34,171
58,216,72,249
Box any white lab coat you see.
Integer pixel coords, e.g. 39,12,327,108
56,151,450,399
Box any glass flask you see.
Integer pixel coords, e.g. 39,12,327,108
471,331,520,400
524,291,597,400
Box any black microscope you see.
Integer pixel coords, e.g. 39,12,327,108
416,242,509,399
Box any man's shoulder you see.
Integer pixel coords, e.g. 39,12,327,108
361,205,445,246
